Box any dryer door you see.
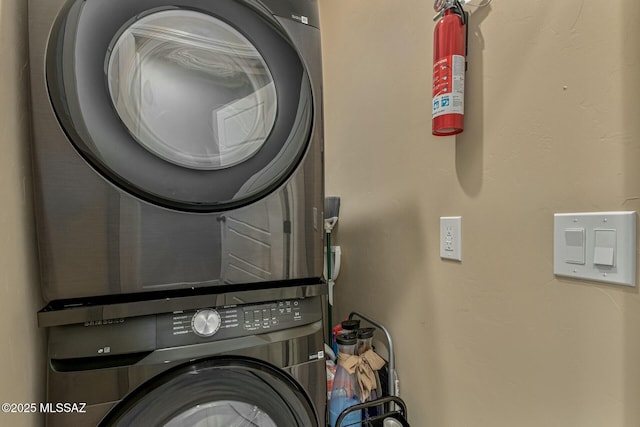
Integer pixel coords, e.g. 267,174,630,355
98,358,319,426
47,0,313,212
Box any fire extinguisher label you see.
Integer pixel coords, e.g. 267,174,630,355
432,54,465,118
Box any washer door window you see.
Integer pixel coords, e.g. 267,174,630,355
48,0,313,211
99,358,318,426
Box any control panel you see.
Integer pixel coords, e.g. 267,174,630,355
156,297,321,348
48,296,323,359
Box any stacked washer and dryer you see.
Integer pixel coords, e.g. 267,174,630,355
27,0,327,425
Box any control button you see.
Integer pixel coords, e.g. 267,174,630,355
191,309,221,337
594,229,616,266
564,228,585,264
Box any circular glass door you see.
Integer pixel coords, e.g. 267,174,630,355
47,0,313,211
164,401,277,426
98,358,318,426
107,10,277,171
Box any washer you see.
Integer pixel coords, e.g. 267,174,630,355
45,294,326,426
28,0,324,305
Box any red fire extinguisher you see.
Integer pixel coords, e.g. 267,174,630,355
432,0,468,136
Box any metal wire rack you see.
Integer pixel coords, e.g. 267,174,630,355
334,396,409,427
329,312,410,427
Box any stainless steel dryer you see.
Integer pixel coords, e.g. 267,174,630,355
45,293,326,426
28,0,324,305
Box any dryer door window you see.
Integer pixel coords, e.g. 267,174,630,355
47,0,313,212
98,358,318,426
107,10,277,171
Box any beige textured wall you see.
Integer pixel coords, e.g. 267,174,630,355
0,0,45,425
320,0,640,425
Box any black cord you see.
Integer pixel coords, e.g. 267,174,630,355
454,0,468,25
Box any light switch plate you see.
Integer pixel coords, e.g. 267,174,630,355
553,212,636,286
440,216,462,261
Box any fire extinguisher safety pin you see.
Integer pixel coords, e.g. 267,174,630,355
433,0,459,21
433,0,467,25
433,0,459,13
434,0,492,21
433,0,448,13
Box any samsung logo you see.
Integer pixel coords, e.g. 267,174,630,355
291,14,309,25
84,319,125,327
308,350,324,361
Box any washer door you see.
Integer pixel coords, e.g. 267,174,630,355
47,0,313,212
99,358,318,426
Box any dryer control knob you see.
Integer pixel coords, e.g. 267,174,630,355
191,309,221,337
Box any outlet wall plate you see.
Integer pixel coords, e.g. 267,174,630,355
440,216,462,261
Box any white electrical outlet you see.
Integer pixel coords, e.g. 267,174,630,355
440,216,462,261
